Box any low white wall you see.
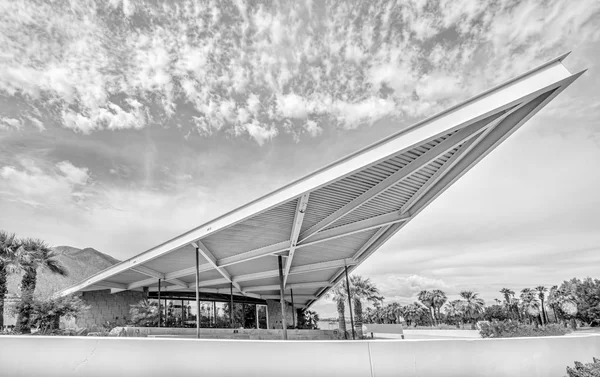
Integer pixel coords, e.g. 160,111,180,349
0,334,598,377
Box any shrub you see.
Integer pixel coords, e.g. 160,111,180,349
129,299,159,327
478,320,570,338
565,357,600,377
11,295,89,334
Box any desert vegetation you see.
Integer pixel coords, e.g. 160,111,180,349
0,231,90,334
327,273,600,338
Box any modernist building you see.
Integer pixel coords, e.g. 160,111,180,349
57,53,583,339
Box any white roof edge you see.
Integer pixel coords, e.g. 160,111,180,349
56,53,580,297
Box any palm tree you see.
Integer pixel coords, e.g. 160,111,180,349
14,238,68,333
444,300,465,328
547,285,559,323
432,290,447,325
500,288,519,320
388,302,402,324
326,284,347,335
349,275,381,338
418,290,436,326
129,299,159,326
520,288,541,327
304,310,320,329
0,231,21,329
459,291,485,328
535,286,548,325
403,303,424,327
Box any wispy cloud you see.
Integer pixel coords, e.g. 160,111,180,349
2,0,597,143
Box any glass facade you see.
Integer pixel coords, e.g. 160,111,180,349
147,298,267,329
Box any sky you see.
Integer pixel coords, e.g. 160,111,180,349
0,0,599,318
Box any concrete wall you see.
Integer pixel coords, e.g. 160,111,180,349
73,290,145,329
266,299,294,329
1,334,598,377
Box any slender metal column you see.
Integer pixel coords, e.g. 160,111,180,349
213,301,217,327
230,283,234,328
181,299,184,325
157,278,161,327
164,298,168,326
344,265,355,340
195,246,200,338
291,287,296,328
277,255,288,340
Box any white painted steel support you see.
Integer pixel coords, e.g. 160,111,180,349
193,241,244,293
283,194,309,287
298,116,496,242
278,255,288,340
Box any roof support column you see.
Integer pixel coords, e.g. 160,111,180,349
277,255,288,340
195,246,200,339
344,265,355,340
157,278,161,327
230,283,234,328
291,287,295,328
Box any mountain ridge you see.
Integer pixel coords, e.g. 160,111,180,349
6,245,121,299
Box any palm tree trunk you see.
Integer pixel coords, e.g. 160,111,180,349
540,299,547,325
0,266,6,329
15,268,37,333
353,298,363,339
552,307,558,324
336,299,347,336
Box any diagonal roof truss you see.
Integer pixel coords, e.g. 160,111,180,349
56,53,584,309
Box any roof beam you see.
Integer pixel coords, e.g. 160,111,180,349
298,115,496,243
297,211,410,248
244,281,331,292
283,194,310,287
232,258,356,284
125,241,291,292
193,241,244,293
131,265,188,288
400,105,520,213
218,241,290,267
263,295,317,300
405,89,558,219
94,281,127,290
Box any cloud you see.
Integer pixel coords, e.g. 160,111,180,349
333,97,397,129
0,117,22,130
0,159,91,208
303,120,322,137
378,274,454,300
277,93,309,119
242,120,278,146
1,0,598,142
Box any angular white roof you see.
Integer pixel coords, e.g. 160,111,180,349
57,53,584,309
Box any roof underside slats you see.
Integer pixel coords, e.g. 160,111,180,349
57,54,582,309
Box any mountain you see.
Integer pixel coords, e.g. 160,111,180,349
5,245,120,299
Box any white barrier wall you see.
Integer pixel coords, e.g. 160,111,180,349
0,334,598,377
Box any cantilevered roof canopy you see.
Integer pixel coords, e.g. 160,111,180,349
57,53,583,309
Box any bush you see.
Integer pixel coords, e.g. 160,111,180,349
478,320,570,338
565,357,600,377
11,295,89,334
128,299,159,327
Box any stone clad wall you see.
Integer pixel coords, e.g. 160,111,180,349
266,299,295,329
69,289,145,329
